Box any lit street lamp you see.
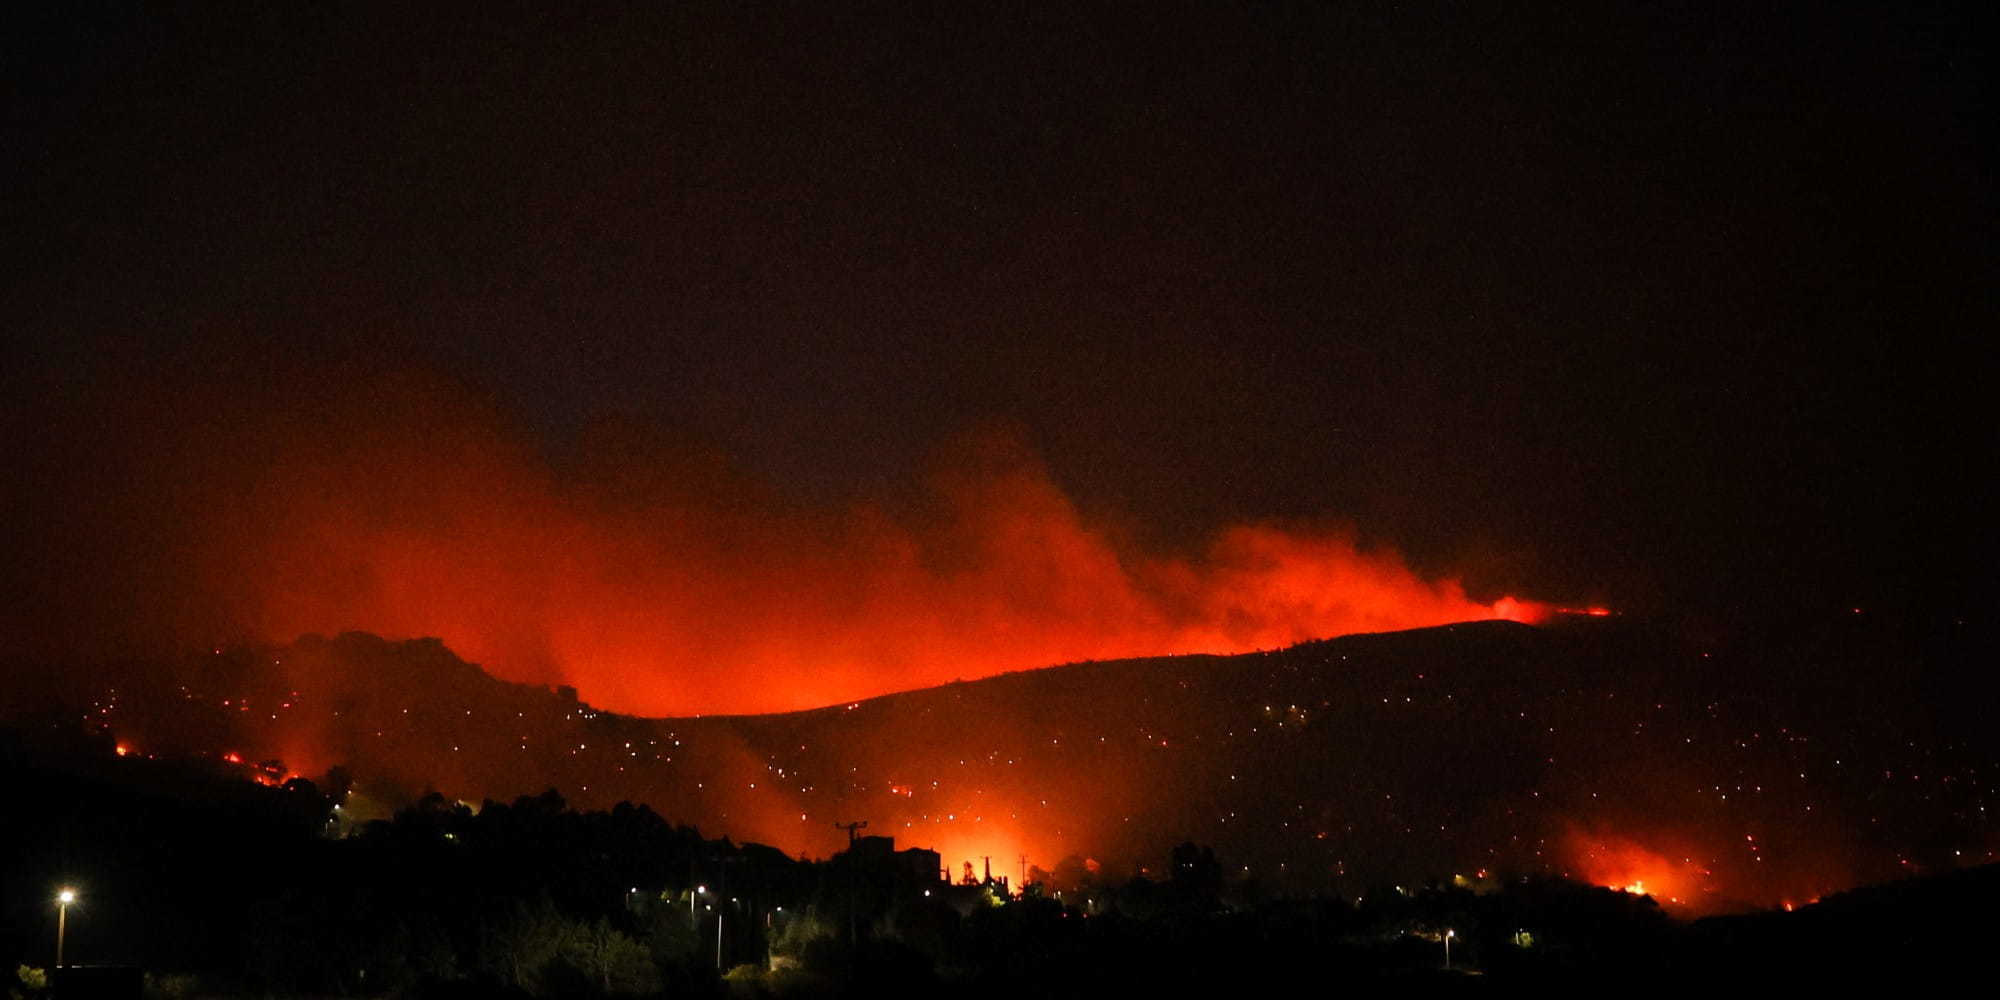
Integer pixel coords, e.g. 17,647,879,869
56,888,77,969
1444,928,1455,971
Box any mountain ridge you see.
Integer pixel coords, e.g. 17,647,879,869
8,615,1991,912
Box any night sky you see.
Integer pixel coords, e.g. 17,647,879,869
4,3,1991,702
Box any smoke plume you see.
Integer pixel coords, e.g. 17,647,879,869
4,359,1539,715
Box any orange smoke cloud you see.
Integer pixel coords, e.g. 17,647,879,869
6,362,1541,716
1566,826,1712,910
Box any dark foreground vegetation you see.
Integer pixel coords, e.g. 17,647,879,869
5,725,1995,998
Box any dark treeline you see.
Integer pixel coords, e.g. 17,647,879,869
4,726,1993,997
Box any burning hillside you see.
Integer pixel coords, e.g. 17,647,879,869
33,616,1995,915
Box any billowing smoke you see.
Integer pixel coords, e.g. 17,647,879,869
4,359,1539,716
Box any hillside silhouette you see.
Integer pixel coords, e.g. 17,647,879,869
8,613,1990,910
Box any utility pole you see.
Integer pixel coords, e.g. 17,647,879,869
833,821,868,947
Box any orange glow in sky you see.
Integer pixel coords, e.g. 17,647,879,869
39,371,1546,717
1568,827,1709,910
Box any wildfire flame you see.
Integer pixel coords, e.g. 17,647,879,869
9,366,1548,716
1568,827,1707,909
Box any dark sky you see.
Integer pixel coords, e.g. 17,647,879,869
6,2,1992,631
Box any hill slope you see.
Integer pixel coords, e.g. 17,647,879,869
10,616,1992,911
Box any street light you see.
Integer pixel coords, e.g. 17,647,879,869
1444,928,1455,971
718,897,739,970
56,888,77,969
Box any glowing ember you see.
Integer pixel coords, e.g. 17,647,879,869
1553,605,1615,617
